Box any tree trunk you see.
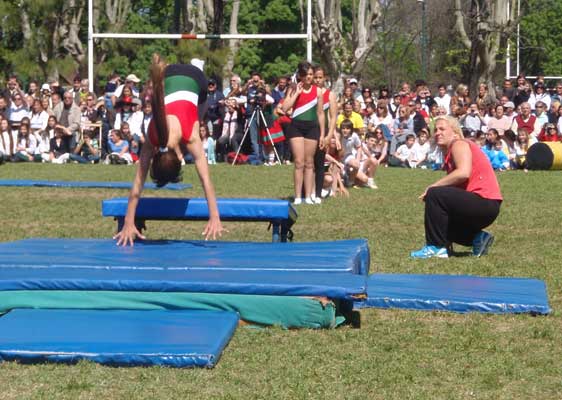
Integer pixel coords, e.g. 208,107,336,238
224,0,240,80
313,0,380,85
454,0,516,99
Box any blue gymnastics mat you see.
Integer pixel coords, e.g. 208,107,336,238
354,274,551,314
0,309,238,368
0,239,367,299
0,179,191,190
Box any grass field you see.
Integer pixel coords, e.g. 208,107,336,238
0,163,561,400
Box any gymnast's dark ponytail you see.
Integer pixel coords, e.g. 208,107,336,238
149,53,182,187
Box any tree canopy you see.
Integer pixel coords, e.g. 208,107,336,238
0,0,560,92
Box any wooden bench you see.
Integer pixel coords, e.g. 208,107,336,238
102,197,297,242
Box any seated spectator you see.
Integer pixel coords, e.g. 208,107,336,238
336,100,365,137
414,85,435,114
413,128,431,168
128,99,152,155
0,96,9,119
547,101,559,124
357,87,373,110
27,80,40,99
513,128,536,169
29,99,49,134
70,130,100,164
8,92,29,129
368,101,393,134
34,116,58,162
338,86,355,110
551,82,562,104
53,91,81,149
487,104,511,136
450,83,471,111
48,126,71,164
410,99,429,134
514,74,532,107
322,130,348,197
390,106,414,154
69,75,82,104
460,103,486,136
105,129,132,164
534,101,549,127
511,102,540,138
0,117,15,163
483,139,510,171
388,93,401,119
41,96,53,117
370,126,388,165
118,122,139,163
538,123,560,142
13,122,36,162
340,119,376,189
389,133,417,168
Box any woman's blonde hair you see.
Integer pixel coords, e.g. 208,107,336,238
434,116,463,138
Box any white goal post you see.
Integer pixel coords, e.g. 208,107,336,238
87,0,313,92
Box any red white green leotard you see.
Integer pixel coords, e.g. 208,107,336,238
148,64,207,146
261,114,290,145
291,85,319,122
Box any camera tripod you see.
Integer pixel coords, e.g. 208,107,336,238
231,104,282,165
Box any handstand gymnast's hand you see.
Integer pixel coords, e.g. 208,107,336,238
114,54,226,246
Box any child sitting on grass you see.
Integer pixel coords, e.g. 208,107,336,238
341,119,377,189
322,130,348,197
389,133,416,168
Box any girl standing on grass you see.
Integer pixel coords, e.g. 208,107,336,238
312,65,338,202
282,61,325,205
113,54,225,246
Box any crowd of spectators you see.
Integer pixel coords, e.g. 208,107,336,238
1,70,561,186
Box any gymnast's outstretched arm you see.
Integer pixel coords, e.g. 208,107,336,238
186,123,226,240
113,140,154,246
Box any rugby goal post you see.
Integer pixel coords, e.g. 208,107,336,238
87,0,313,92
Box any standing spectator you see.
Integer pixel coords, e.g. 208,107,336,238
547,101,560,124
113,74,141,103
243,71,272,162
114,96,135,130
450,84,471,111
69,75,82,104
223,74,241,97
551,82,562,104
53,90,81,149
357,87,373,110
27,80,40,100
347,78,361,99
528,83,551,111
205,78,225,139
0,96,9,119
271,76,288,108
388,93,401,119
511,102,540,138
399,82,416,106
217,98,241,160
8,93,30,129
475,83,495,109
502,79,515,102
514,74,532,107
2,74,21,100
104,73,121,110
434,84,451,115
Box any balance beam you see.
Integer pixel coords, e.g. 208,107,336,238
102,197,298,242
